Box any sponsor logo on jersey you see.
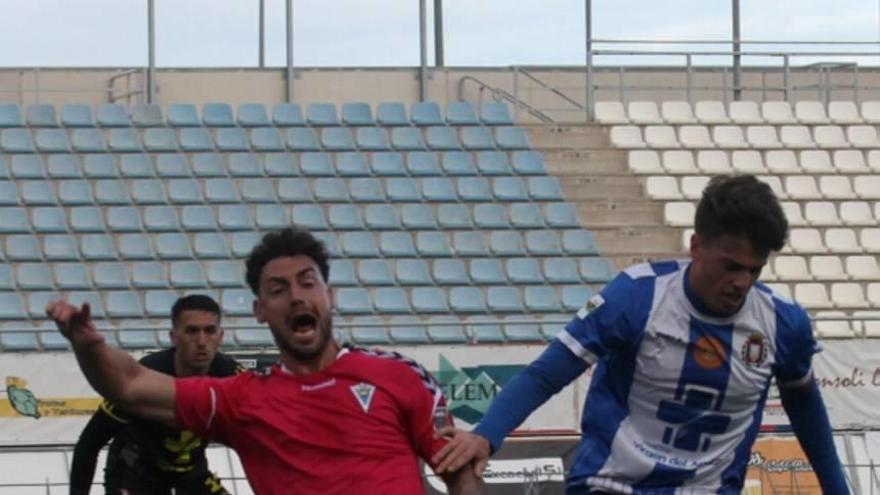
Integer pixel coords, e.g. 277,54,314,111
577,294,605,320
741,333,768,367
350,382,376,413
692,336,727,370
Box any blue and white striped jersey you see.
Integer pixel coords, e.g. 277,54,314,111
559,260,816,494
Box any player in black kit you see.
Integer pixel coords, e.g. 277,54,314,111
70,295,243,495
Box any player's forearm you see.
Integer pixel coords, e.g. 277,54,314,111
780,381,850,494
72,340,143,405
442,465,486,495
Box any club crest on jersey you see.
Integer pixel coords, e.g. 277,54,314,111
577,294,605,320
350,382,376,413
741,333,768,367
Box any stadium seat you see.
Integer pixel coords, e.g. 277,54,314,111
379,232,416,257
828,101,862,124
307,103,339,126
96,104,130,127
401,204,438,230
813,125,848,149
389,316,430,344
647,176,682,200
644,126,680,148
336,288,373,315
356,127,391,151
238,103,272,127
627,150,663,174
272,103,305,126
489,231,526,256
286,128,321,151
834,150,869,174
291,204,328,230
794,101,829,124
761,101,797,124
227,154,261,177
426,126,462,150
775,256,811,281
788,228,825,253
452,231,489,257
487,286,524,313
628,101,662,124
446,101,479,125
1,128,35,152
179,128,215,152
728,101,762,124
422,177,457,202
403,152,439,177
804,201,841,226
349,177,385,202
821,177,856,200
825,228,861,254
785,176,821,200
216,128,250,152
341,102,374,126
44,234,80,260
277,178,313,203
678,125,713,148
35,129,71,152
370,152,405,176
661,101,696,124
386,177,421,202
480,102,513,125
342,232,380,258
132,261,169,288
831,282,869,308
106,291,145,318
746,126,781,148
442,151,478,176
780,126,815,148
299,153,334,176
373,287,411,314
364,204,402,230
475,151,511,176
321,127,356,151
662,150,698,174
561,286,593,312
712,126,748,148
848,125,880,148
0,103,23,127
329,204,365,230
202,103,235,127
694,100,729,124
580,257,615,283
6,235,40,261
395,259,432,286
60,104,94,127
594,101,628,124
222,289,255,316
46,154,81,178
416,231,453,257
432,259,470,286
376,102,409,126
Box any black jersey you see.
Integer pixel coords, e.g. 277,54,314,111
70,348,242,495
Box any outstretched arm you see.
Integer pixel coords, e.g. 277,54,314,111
441,465,485,495
69,406,121,495
46,301,178,428
780,380,849,494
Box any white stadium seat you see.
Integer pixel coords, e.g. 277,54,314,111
762,101,797,124
681,228,694,251
765,150,801,174
810,255,847,281
731,150,767,174
681,176,710,200
664,202,696,227
794,282,833,309
713,126,749,148
678,125,713,148
729,101,763,124
868,284,880,305
854,176,880,200
828,101,862,124
840,201,876,226
819,176,856,200
855,310,880,337
825,228,862,254
860,101,880,124
794,101,829,124
697,150,732,173
661,101,697,124
781,202,807,227
813,125,848,148
694,100,730,124
610,126,645,148
847,125,880,148
644,125,680,148
868,151,880,172
765,282,793,299
627,150,663,174
861,228,880,252
774,255,811,281
831,282,870,308
833,150,869,173
595,101,629,124
804,201,841,226
760,259,778,281
785,176,822,200
846,255,880,280
780,126,815,148
799,150,836,174
645,176,682,200
662,150,698,174
788,228,825,253
814,311,857,338
756,175,786,199
746,126,782,148
628,101,663,124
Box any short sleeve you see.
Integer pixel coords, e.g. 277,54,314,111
556,272,652,365
174,374,249,444
398,361,452,468
773,306,819,387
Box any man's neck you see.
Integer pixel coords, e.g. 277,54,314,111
173,353,208,378
280,341,343,375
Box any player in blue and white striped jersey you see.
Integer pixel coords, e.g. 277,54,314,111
434,174,849,494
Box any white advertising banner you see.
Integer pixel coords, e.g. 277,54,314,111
810,339,880,429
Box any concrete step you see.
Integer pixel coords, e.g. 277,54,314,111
590,225,686,255
577,200,664,227
544,149,629,175
560,175,644,201
525,125,609,149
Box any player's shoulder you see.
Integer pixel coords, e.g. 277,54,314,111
597,259,682,307
210,352,245,377
620,259,684,281
138,348,175,373
347,347,440,392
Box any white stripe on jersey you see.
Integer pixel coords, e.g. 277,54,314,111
557,328,599,365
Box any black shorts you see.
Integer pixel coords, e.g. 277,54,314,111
104,471,230,495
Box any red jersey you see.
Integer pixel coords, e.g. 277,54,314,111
174,347,452,495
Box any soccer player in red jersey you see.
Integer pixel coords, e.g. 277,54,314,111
48,227,483,495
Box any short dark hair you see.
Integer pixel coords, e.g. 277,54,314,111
245,227,330,294
695,174,788,256
171,294,222,326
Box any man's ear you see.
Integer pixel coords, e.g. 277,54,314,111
252,298,265,323
690,232,701,261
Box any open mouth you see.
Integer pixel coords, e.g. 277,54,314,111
290,313,318,334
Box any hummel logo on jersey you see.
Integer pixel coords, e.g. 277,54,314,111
350,382,376,413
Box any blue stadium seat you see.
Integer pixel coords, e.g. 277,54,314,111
312,231,340,258
0,181,17,204
0,293,26,320
146,290,180,317
286,128,321,152
511,151,546,175
350,178,385,202
529,177,564,201
218,205,254,231
130,104,164,127
391,127,426,150
371,152,406,176
405,152,441,176
364,204,401,230
291,204,329,230
314,178,350,202
350,316,389,344
453,231,489,257
307,103,339,126
155,154,191,178
17,263,54,289
341,232,380,258
265,154,298,177
328,259,357,287
216,128,249,151
458,177,493,202
480,102,514,125
1,128,34,152
168,179,204,204
411,287,450,314
92,262,131,289
580,257,615,283
336,153,370,177
493,177,528,202
562,286,593,312
433,259,469,285
132,261,169,288
427,316,467,343
61,103,95,127
503,318,545,342
119,155,153,178
243,179,276,203
144,206,180,232
477,151,512,175
510,203,545,229
179,128,215,152
490,231,526,256
0,322,39,349
342,102,375,126
181,206,218,231
143,128,178,152
47,154,81,178
202,103,235,127
389,316,430,344
487,286,524,313
272,103,305,126
207,260,243,288
524,286,563,312
68,292,106,318
19,180,55,205
12,155,45,178
118,233,156,260
526,230,562,256
411,102,444,126
376,102,409,126
191,153,225,177
450,287,487,314
237,103,270,127
167,104,201,127
6,235,40,261
437,204,473,229
545,203,581,228
373,287,410,314
446,102,479,125
415,232,453,257
25,103,58,127
108,128,143,152
460,127,496,150
506,258,544,284
0,104,23,127
495,126,530,149
236,326,274,347
35,129,71,153
321,127,355,151
205,178,241,203
94,179,131,205
94,104,129,127
386,177,421,202
170,261,207,288
107,206,144,232
26,293,62,319
441,151,478,176
39,321,73,350
227,153,262,177
0,265,13,290
33,207,69,232
255,204,286,230
474,204,510,229
118,325,159,350
425,126,461,150
469,259,506,285
336,288,373,315
298,152,333,176
72,129,106,153
421,177,457,202
562,229,599,256
222,289,255,316
250,127,285,151
394,259,432,286
356,127,390,151
156,233,193,259
329,204,364,230
277,178,314,202
379,232,416,257
194,233,231,259
44,235,81,261
0,207,29,233
81,235,118,261
358,259,394,286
